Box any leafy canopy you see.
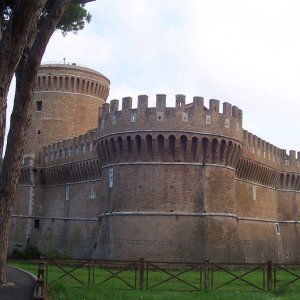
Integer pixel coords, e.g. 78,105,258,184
1,1,91,36
58,3,91,35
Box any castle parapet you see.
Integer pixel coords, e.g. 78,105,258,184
41,129,97,166
35,63,110,101
96,94,244,169
243,130,300,172
97,94,243,140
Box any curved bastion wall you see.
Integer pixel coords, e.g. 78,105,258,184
95,94,300,262
96,94,245,261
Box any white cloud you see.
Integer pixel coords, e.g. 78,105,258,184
6,0,300,152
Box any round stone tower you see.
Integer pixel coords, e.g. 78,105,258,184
24,63,110,156
96,94,243,262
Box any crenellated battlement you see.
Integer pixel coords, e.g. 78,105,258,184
243,130,300,172
41,129,97,166
35,63,110,100
97,94,243,141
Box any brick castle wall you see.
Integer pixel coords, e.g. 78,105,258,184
9,65,300,262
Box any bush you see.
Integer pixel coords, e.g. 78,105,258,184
9,242,42,259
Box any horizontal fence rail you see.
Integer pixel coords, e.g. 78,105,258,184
31,257,300,298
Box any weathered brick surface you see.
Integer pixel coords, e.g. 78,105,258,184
9,65,300,262
24,64,109,155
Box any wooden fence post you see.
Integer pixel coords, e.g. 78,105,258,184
87,260,91,287
139,258,144,290
204,259,209,290
267,260,272,291
33,256,46,299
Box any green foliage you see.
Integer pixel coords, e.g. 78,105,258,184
1,1,91,36
9,248,24,259
57,3,91,35
8,242,41,259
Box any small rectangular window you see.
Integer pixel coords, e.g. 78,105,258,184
252,186,256,200
36,101,42,111
275,223,280,235
89,183,96,199
34,219,40,229
109,167,113,188
65,186,70,201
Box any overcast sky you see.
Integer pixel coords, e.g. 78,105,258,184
7,0,300,153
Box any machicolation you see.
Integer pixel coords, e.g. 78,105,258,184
9,64,300,263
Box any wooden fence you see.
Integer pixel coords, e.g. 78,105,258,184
33,257,300,299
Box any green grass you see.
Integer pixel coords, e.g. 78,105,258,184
8,260,300,300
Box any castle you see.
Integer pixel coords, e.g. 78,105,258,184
9,63,300,263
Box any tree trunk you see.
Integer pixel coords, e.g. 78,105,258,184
0,0,72,284
0,102,6,158
0,1,47,159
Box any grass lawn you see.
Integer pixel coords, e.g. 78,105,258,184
8,260,300,300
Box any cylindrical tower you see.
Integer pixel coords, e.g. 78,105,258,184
96,94,243,262
24,63,110,155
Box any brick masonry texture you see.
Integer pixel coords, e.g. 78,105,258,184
9,64,300,263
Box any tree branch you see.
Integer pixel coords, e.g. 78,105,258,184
71,0,95,3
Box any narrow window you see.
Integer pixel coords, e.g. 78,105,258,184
81,144,86,154
89,183,96,199
36,101,42,111
206,115,211,124
34,219,40,229
65,186,70,201
108,168,113,188
131,112,137,122
275,223,280,235
252,185,256,200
